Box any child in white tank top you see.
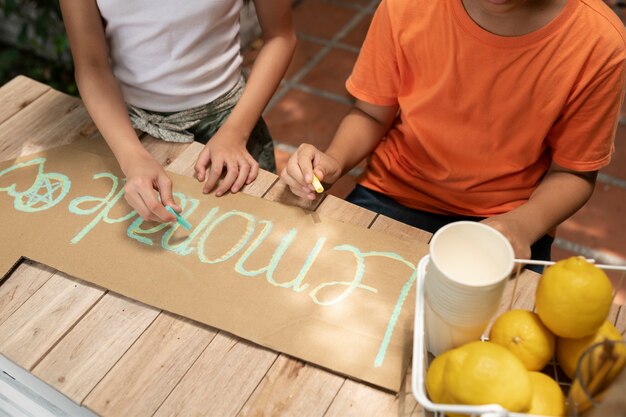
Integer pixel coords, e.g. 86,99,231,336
59,0,296,223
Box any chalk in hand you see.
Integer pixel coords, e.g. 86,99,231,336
311,174,324,193
166,206,192,230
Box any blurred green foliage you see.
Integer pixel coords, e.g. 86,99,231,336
0,0,76,95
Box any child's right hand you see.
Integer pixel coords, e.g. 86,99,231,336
280,144,342,200
122,153,180,222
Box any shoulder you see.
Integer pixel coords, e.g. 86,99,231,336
577,0,626,55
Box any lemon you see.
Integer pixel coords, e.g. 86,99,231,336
527,371,566,416
556,320,626,379
489,309,555,371
426,350,452,404
535,257,613,338
443,341,532,413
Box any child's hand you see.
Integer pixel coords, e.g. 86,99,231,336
481,214,533,260
194,129,259,196
122,153,179,223
280,144,342,200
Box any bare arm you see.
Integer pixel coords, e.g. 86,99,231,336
326,100,398,177
195,0,297,196
227,0,296,140
482,164,597,259
281,99,398,199
60,0,177,222
59,0,148,170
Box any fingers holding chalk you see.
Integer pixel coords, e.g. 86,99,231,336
311,174,324,193
165,206,192,230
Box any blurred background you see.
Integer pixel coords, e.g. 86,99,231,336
1,0,624,297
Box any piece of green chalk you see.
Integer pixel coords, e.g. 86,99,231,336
166,206,192,230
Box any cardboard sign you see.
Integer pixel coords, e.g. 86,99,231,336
0,140,428,391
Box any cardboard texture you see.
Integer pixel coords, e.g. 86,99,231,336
0,140,428,391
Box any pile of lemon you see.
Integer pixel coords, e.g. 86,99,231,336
426,257,625,417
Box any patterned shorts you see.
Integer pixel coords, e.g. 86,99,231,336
128,75,276,173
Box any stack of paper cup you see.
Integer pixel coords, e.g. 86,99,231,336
425,221,514,356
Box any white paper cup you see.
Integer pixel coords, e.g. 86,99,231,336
426,300,491,356
425,221,514,355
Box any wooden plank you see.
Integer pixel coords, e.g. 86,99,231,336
370,215,432,245
320,213,423,417
141,135,190,168
83,312,217,417
408,365,426,417
80,149,279,416
0,76,50,125
614,305,625,333
236,192,380,417
492,270,537,315
0,80,428,415
0,260,56,326
163,141,278,197
152,334,277,417
27,140,199,407
146,161,283,416
242,170,278,197
363,217,423,417
264,180,323,211
482,269,541,338
315,194,377,225
237,357,344,417
158,140,202,174
608,303,620,326
0,272,104,369
31,293,160,403
508,269,540,312
324,379,414,417
0,89,97,160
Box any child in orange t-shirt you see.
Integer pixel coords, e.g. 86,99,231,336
281,0,625,268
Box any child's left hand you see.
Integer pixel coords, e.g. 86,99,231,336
481,214,533,260
194,128,259,196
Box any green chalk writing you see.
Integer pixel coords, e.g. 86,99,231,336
0,156,418,369
0,157,70,212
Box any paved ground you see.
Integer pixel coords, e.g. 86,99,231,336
245,0,626,301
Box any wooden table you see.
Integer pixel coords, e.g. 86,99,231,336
0,76,624,417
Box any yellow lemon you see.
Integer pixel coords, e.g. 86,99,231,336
443,341,532,413
426,350,453,404
535,257,613,339
527,372,566,417
556,320,626,380
489,309,555,371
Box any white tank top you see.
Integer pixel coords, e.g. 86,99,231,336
97,0,243,112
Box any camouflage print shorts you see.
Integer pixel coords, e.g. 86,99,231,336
128,75,276,173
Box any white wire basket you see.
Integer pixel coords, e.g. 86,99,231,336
410,254,591,417
411,254,515,417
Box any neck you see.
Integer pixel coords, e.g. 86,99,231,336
462,0,569,36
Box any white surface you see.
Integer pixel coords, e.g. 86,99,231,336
429,221,514,286
0,354,97,417
424,222,511,353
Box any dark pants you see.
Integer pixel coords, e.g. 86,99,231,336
346,185,553,273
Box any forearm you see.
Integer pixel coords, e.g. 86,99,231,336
221,34,296,143
326,105,393,176
502,166,597,243
75,66,149,172
60,0,148,173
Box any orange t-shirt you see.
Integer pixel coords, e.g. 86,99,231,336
346,0,626,216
